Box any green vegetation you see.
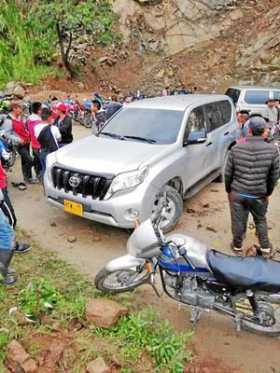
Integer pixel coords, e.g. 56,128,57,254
97,309,192,372
0,0,118,87
0,236,192,372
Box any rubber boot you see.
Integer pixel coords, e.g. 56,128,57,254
0,249,17,285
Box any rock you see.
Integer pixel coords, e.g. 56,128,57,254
5,340,38,373
67,235,77,243
206,225,217,233
92,234,102,242
86,357,110,373
50,221,57,227
86,299,128,328
13,85,26,98
229,8,243,21
5,81,25,98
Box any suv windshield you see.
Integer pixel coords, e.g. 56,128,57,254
100,108,184,145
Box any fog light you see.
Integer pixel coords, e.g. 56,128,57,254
126,208,140,221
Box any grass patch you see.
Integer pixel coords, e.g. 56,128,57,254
0,237,192,372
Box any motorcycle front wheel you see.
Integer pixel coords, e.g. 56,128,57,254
95,267,150,294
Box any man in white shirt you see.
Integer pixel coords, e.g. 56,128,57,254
34,108,61,175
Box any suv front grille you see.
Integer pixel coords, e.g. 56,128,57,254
52,167,112,200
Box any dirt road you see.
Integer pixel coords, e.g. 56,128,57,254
9,125,280,373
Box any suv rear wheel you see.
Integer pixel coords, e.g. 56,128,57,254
151,185,183,233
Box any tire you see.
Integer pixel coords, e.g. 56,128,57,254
152,185,183,233
95,267,149,294
233,294,280,337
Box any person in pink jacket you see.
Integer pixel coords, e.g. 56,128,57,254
26,102,42,179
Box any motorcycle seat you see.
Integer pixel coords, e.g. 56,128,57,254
207,250,280,292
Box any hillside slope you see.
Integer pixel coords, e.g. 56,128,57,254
87,0,280,94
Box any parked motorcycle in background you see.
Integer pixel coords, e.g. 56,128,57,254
95,198,280,336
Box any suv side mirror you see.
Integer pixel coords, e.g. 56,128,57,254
184,128,207,146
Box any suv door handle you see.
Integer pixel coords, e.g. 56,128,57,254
206,141,212,147
224,131,229,136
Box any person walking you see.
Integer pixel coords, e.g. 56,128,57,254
35,108,61,174
225,116,279,255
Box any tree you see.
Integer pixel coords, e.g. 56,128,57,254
29,0,116,78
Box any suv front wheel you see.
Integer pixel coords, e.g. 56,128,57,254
151,185,183,233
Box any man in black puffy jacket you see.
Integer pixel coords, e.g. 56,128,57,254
225,116,279,255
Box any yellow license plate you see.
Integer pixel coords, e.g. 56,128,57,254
64,200,83,217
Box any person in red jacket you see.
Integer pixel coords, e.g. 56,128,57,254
26,102,42,179
3,102,35,186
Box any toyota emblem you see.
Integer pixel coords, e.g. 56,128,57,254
69,175,81,188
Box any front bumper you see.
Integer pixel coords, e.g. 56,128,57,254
44,175,159,229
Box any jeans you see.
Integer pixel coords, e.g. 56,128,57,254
0,209,14,251
17,143,33,181
1,189,17,229
229,192,270,249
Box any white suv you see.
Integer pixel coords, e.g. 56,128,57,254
225,86,280,116
44,95,237,231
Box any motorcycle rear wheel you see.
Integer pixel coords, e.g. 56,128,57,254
233,294,280,336
95,267,149,294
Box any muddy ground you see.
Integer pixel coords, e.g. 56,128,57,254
9,125,280,373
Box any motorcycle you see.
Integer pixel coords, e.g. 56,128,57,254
95,202,280,336
0,131,17,170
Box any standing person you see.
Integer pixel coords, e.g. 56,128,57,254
236,110,250,144
3,102,34,187
225,117,279,255
54,103,73,146
0,206,16,285
0,149,31,254
35,108,61,174
264,99,278,124
91,99,107,132
27,102,42,180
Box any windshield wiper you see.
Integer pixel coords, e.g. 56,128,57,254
99,132,125,140
122,135,157,144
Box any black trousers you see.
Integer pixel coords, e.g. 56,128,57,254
229,192,270,249
32,148,41,178
17,144,33,181
1,189,17,229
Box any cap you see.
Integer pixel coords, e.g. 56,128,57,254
248,116,267,131
56,102,67,113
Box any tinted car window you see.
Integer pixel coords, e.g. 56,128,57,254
273,91,280,100
244,90,270,104
100,108,184,145
225,88,240,105
205,101,231,132
185,106,205,141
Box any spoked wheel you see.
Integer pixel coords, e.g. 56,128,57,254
95,267,150,294
232,294,280,336
151,185,183,233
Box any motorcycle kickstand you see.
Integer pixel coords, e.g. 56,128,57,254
190,306,202,327
148,274,162,297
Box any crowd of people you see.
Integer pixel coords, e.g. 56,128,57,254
0,89,279,286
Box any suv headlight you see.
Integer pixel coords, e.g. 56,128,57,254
104,166,149,200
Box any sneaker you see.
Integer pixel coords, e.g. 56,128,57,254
230,242,242,254
260,247,272,255
14,243,31,254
